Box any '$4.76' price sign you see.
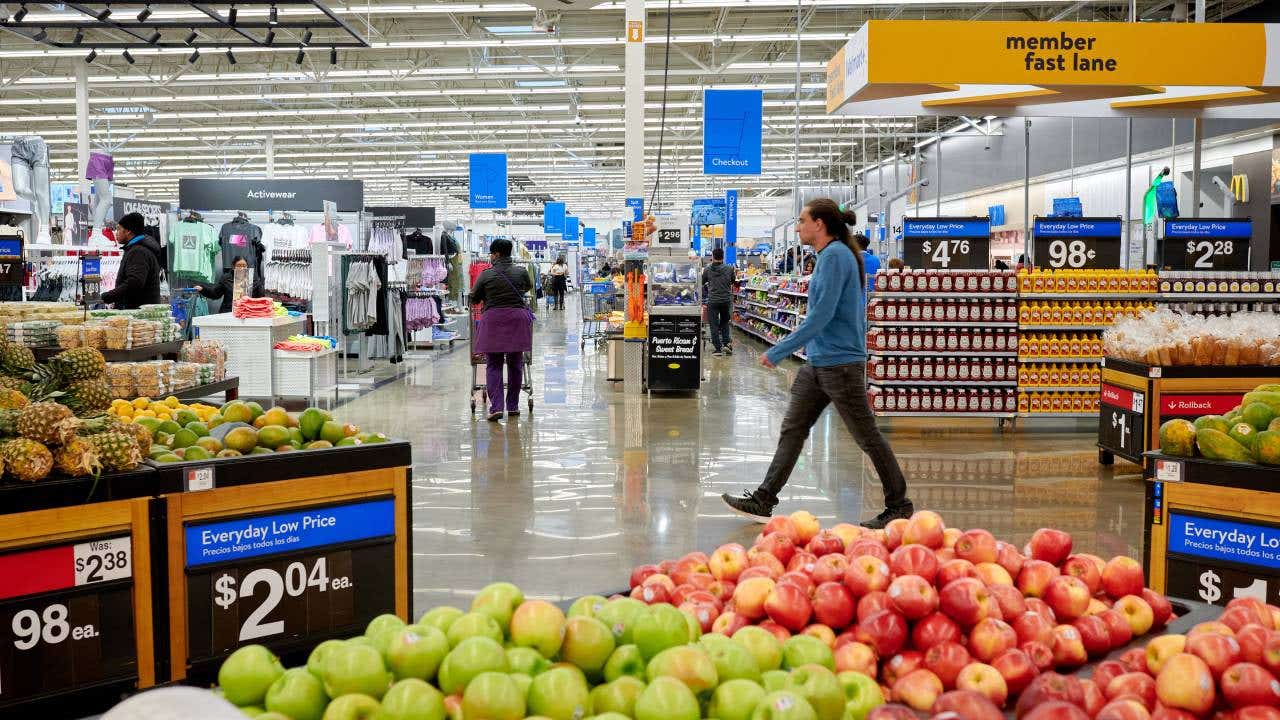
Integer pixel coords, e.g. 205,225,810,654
213,557,353,642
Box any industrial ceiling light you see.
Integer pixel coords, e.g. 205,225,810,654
268,4,277,23
225,48,236,64
74,28,84,44
302,29,312,45
329,46,336,64
122,48,134,63
265,29,275,44
227,5,236,25
147,29,160,44
185,29,197,44
136,4,151,21
13,3,27,21
85,47,97,62
187,48,199,63
33,27,46,41
294,45,304,63
96,5,111,21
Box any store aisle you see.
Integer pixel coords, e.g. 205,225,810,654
335,298,1148,615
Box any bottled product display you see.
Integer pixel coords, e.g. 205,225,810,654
868,297,1017,324
1158,270,1280,296
1104,308,1280,365
1018,333,1104,360
1017,390,1102,414
869,327,1017,353
1017,362,1101,389
874,268,1017,294
868,355,1018,382
1017,267,1158,295
1017,300,1154,327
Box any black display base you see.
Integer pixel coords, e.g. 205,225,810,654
0,466,168,515
1104,357,1280,379
146,441,412,488
169,377,240,402
1143,452,1279,492
0,676,136,720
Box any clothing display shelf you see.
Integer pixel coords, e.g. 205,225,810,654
192,313,304,398
273,347,338,400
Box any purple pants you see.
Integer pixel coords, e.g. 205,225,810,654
486,352,524,413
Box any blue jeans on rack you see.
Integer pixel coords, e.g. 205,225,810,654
486,352,524,414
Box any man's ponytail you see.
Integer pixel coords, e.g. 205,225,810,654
805,198,865,284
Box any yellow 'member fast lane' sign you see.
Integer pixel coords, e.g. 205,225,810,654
827,20,1280,112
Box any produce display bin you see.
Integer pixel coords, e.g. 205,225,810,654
1097,357,1280,466
192,314,305,398
148,441,414,686
1143,452,1280,608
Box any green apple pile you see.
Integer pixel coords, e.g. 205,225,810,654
216,581,874,720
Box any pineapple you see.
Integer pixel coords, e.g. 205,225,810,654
0,341,36,375
50,348,106,382
122,423,152,456
54,438,103,477
2,438,53,482
0,388,27,410
17,402,75,446
89,430,142,471
0,409,17,437
62,377,112,417
0,375,27,392
51,415,117,446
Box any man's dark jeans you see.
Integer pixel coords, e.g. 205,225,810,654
707,302,732,351
757,362,909,508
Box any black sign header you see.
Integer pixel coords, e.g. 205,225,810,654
179,179,364,212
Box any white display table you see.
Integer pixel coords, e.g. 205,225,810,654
192,313,305,398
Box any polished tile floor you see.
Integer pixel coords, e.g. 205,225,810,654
336,297,1148,617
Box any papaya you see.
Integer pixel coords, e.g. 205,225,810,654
1242,402,1276,431
1195,428,1254,463
1158,419,1197,457
1193,415,1231,434
1228,422,1259,456
1269,417,1280,433
1252,384,1280,393
1242,391,1280,416
1255,430,1280,465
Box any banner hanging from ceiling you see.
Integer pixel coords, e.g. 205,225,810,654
468,153,508,210
703,89,763,176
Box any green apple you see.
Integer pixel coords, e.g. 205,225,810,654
708,678,767,720
750,691,818,720
785,665,843,720
308,639,348,678
374,678,445,720
592,714,631,720
734,627,784,672
264,667,328,720
704,636,762,683
348,637,379,650
633,676,700,720
560,615,617,678
322,642,393,700
386,625,450,681
417,606,465,635
509,671,533,698
436,635,509,695
365,613,408,654
645,645,718,695
219,644,285,707
595,598,646,645
632,604,689,661
567,594,608,619
603,644,647,682
526,666,591,720
256,713,290,720
461,671,526,720
509,600,567,658
240,707,266,717
470,582,524,634
836,671,883,720
681,609,702,643
445,612,504,647
699,633,734,650
589,676,646,717
762,670,790,692
506,646,551,676
782,636,834,671
321,693,380,720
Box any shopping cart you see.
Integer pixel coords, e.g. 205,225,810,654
469,304,535,416
580,281,618,350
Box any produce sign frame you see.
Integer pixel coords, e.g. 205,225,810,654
1031,216,1123,269
159,443,412,685
0,497,158,715
901,216,992,270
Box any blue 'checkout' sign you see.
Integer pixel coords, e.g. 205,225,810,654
543,202,566,234
1034,219,1122,238
1167,511,1280,569
703,89,763,176
185,498,396,568
902,219,991,239
1164,219,1252,239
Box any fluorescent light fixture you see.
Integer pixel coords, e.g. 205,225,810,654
482,24,536,34
136,5,150,21
122,49,134,63
514,79,567,88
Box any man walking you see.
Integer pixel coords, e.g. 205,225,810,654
722,199,912,529
702,247,736,356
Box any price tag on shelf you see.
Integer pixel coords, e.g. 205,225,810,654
1155,458,1183,483
901,218,991,270
185,465,215,492
1032,218,1122,270
1098,383,1146,461
1161,219,1251,271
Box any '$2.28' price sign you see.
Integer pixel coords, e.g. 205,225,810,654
212,556,353,642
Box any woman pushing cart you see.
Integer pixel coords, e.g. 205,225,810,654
469,238,535,421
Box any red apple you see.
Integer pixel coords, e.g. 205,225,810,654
747,549,785,579
788,510,820,544
1026,597,1057,626
1115,595,1156,637
711,610,749,636
763,515,799,541
866,704,917,720
884,518,908,550
888,575,939,621
976,562,1015,588
938,559,980,587
1073,615,1112,657
1021,641,1054,672
902,511,946,549
857,591,894,623
1080,679,1105,717
935,547,956,563
802,623,836,648
709,579,735,603
659,558,677,576
630,564,660,588
1062,555,1103,595
1014,610,1056,647
942,527,962,550
1096,698,1152,720
829,522,863,551
632,581,670,605
931,689,1003,720
641,572,676,593
847,538,890,564
709,543,749,582
1145,635,1188,675
1189,620,1234,637
969,618,1018,663
913,612,963,652
671,556,711,586
1026,528,1073,566
1149,708,1198,720
811,581,855,630
758,532,798,565
992,647,1039,696
996,541,1026,578
1092,661,1128,697
1044,576,1092,623
778,571,816,598
1154,653,1216,716
810,554,849,587
889,544,939,584
1119,647,1149,674
1022,702,1089,720
845,555,893,597
1236,707,1280,720
1052,624,1088,668
1101,556,1145,600
1220,662,1280,708
740,565,779,583
939,578,991,628
1223,606,1269,634
892,668,944,711
957,662,1009,707
989,584,1028,620
764,581,812,632
1106,672,1157,709
686,573,721,596
1227,598,1272,627
680,599,720,633
806,530,845,557
1017,560,1061,599
1015,672,1085,718
882,650,925,686
834,640,878,675
757,620,792,644
1186,631,1243,677
1237,624,1270,665
925,641,972,689
733,576,776,620
855,609,908,658
786,550,817,575
670,583,699,607
955,529,999,565
1099,608,1135,649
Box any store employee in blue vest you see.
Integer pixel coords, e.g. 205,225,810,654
722,199,912,530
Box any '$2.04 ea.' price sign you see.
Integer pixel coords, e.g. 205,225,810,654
0,536,137,706
212,557,353,642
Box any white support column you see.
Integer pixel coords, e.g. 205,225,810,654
623,0,645,199
265,133,275,179
75,64,90,204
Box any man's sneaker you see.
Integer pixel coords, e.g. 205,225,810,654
860,502,915,529
712,350,724,357
725,347,733,355
721,491,775,523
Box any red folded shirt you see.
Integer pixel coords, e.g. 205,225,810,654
232,297,275,318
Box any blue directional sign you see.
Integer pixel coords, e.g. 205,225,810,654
583,227,597,248
703,89,763,176
725,189,739,265
564,216,580,243
468,153,508,209
626,197,644,221
543,201,566,234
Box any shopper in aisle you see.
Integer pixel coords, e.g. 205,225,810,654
549,255,569,310
855,233,880,296
722,199,913,529
471,238,534,422
193,257,264,304
702,247,736,356
100,212,163,310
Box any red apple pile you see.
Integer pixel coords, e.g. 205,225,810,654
623,510,1265,718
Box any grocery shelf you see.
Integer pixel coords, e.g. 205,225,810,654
746,300,779,309
732,322,777,344
744,313,794,331
868,320,1018,328
871,380,1017,387
1021,411,1098,419
876,411,1017,418
872,350,1018,358
776,288,808,298
1019,293,1155,300
32,340,185,362
1018,324,1108,332
873,291,1017,299
1158,293,1280,301
776,307,802,315
1018,356,1103,363
1017,386,1099,393
169,377,240,401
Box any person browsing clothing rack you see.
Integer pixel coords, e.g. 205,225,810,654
470,239,534,422
721,199,913,529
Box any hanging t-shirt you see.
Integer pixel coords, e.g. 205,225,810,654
169,220,218,282
260,222,309,260
308,222,353,249
219,219,263,269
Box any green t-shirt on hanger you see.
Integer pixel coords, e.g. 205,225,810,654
169,220,218,283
